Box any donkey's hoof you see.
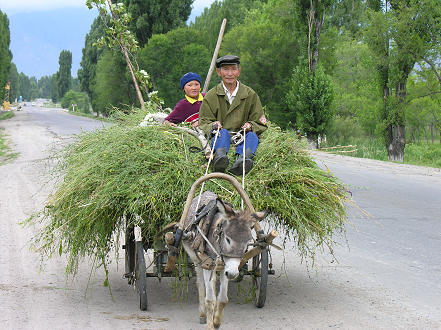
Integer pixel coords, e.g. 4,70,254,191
199,316,207,324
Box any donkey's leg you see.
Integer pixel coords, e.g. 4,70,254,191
203,269,217,330
214,271,229,329
195,266,207,324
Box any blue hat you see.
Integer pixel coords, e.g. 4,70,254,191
180,72,201,90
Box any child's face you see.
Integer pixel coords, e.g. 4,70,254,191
184,80,201,99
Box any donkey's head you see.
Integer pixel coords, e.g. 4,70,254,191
215,200,266,280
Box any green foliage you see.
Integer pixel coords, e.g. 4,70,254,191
94,50,136,115
221,0,300,126
328,0,368,39
8,63,19,101
331,35,381,137
18,73,31,101
37,75,53,99
192,0,266,51
78,15,106,110
405,143,441,168
50,74,58,102
286,64,334,142
61,90,90,113
122,0,194,47
0,10,12,101
26,107,347,278
138,27,211,107
0,111,14,121
326,116,365,146
57,50,72,99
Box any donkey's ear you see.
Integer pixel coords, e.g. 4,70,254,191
216,199,235,218
251,211,267,222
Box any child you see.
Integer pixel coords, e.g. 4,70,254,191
163,72,204,128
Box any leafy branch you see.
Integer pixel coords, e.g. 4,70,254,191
86,0,151,109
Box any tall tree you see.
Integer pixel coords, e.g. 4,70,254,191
57,50,72,99
50,74,58,103
78,15,106,108
192,0,266,51
94,49,135,115
0,10,12,101
18,73,31,101
221,0,300,126
365,0,441,161
122,0,194,47
138,27,211,107
285,0,336,147
328,0,368,39
8,63,19,102
38,75,53,99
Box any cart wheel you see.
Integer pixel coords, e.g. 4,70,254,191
252,247,268,308
135,241,148,311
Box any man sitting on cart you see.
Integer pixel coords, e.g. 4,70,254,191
199,55,267,176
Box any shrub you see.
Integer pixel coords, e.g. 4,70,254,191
61,90,90,113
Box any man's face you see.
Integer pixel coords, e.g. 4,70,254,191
216,64,241,85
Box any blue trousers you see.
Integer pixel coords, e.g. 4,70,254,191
211,129,259,155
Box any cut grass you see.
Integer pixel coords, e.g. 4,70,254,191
26,107,349,281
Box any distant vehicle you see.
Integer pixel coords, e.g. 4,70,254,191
31,102,36,106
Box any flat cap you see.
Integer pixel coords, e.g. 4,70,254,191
215,55,240,68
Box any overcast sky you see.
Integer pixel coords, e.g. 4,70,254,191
0,0,215,14
0,0,216,78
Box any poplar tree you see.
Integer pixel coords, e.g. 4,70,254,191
0,10,12,101
57,50,72,99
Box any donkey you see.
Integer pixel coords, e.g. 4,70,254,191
181,189,266,329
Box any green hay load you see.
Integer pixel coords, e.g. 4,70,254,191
28,108,348,277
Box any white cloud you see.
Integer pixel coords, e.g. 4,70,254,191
0,0,85,13
188,0,216,23
193,0,216,8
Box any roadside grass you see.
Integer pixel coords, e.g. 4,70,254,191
0,111,14,121
324,137,441,169
405,143,441,168
43,101,61,108
0,111,18,163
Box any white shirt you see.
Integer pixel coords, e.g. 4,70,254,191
222,81,239,105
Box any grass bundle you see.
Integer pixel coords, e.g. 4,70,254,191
28,108,348,277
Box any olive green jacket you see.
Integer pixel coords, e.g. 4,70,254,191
199,82,267,137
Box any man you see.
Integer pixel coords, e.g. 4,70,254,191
199,55,267,175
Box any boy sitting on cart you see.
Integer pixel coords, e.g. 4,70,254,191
163,72,204,127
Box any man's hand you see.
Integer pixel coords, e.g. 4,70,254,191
212,121,222,130
241,122,252,132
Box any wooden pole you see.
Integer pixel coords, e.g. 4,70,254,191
202,18,227,93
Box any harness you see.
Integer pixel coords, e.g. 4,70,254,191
187,198,248,271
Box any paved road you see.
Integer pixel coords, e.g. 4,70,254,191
1,105,440,329
313,152,441,318
23,104,108,136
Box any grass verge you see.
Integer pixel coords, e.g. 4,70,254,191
325,137,441,169
0,111,18,163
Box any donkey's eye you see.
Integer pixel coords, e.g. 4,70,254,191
225,237,231,244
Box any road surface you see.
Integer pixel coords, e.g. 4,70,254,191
1,105,440,329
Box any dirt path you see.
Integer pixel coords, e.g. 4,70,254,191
1,108,440,329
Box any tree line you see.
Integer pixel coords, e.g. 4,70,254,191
3,1,441,161
77,0,441,160
1,9,85,110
